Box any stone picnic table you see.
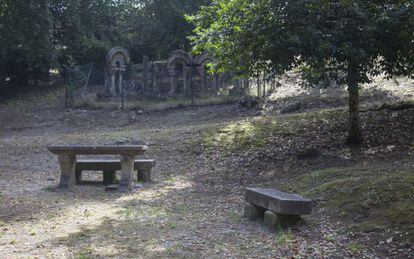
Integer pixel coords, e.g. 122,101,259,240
48,145,148,191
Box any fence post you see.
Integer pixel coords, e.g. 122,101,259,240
143,55,149,96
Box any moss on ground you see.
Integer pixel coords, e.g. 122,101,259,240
282,167,414,244
199,108,346,152
200,116,299,151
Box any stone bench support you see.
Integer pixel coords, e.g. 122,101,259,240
119,155,135,191
57,154,77,188
75,159,156,185
244,188,312,230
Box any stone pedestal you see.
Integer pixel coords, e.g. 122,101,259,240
117,73,123,94
264,210,281,231
58,155,77,188
244,203,265,220
119,155,135,191
110,74,116,96
263,210,301,231
170,75,176,96
183,67,189,97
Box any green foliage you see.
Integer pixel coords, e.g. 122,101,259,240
0,0,56,85
190,0,414,82
122,0,211,60
189,0,414,143
348,242,364,253
1,0,211,87
275,230,294,247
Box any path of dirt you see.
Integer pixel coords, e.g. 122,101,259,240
0,82,413,258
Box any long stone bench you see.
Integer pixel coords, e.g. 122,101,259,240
75,159,156,185
244,188,312,230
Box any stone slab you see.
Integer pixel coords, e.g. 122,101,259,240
245,188,312,215
76,159,156,171
48,145,147,155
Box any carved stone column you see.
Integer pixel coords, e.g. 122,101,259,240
214,74,219,89
117,72,123,95
183,66,189,98
58,154,77,188
119,155,135,191
110,74,116,96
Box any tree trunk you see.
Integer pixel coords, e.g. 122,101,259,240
346,67,363,145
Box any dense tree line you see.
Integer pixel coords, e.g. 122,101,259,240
0,0,210,88
189,0,414,144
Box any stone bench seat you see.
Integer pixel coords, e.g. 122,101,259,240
76,159,156,185
244,188,312,230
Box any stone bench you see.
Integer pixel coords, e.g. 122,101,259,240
75,159,156,185
48,145,147,191
244,188,312,230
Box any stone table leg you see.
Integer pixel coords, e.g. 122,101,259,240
244,203,265,220
264,210,281,231
119,155,135,191
58,155,77,188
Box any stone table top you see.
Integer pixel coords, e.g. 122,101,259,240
47,145,148,155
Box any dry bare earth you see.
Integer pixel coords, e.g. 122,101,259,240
0,77,413,258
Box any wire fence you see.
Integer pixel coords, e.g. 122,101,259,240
62,62,279,110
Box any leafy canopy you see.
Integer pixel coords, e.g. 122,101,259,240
189,0,414,85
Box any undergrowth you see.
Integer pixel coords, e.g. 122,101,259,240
282,167,414,244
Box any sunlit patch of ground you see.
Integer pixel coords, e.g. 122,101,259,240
0,77,412,257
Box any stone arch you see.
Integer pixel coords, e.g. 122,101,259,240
194,53,215,67
194,53,216,91
167,50,193,73
194,54,215,75
167,50,193,96
106,47,131,67
105,47,130,96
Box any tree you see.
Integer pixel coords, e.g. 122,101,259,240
0,0,55,86
50,0,118,70
189,0,414,144
120,0,211,60
50,0,211,67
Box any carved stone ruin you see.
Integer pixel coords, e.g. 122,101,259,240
105,47,131,96
102,48,247,100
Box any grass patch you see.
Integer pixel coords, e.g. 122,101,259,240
283,167,414,243
73,245,95,259
275,230,294,247
200,116,298,151
71,94,239,111
228,210,244,222
348,242,364,253
197,108,346,152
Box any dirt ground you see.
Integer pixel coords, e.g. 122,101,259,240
0,79,413,258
